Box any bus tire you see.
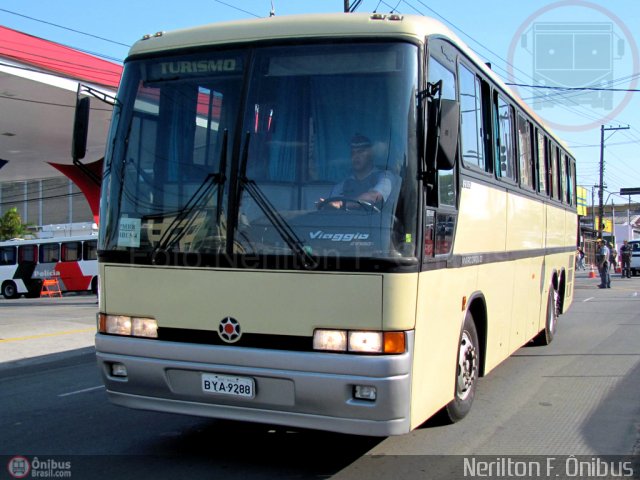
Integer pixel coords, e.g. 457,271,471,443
532,287,557,346
444,311,479,423
91,276,98,295
2,281,19,299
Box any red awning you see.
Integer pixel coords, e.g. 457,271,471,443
0,26,122,89
48,159,103,224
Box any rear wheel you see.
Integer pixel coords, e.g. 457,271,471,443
444,311,480,422
532,287,557,346
2,281,19,299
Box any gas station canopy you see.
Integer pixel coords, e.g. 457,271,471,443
0,26,123,221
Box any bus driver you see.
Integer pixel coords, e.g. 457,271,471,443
319,134,393,210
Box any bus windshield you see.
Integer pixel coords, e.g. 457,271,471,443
100,42,419,269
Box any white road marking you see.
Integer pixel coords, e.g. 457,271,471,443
58,385,105,397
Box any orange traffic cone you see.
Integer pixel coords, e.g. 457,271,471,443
588,265,597,278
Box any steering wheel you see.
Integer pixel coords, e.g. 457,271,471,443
317,196,381,213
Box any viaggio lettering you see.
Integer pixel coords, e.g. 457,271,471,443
309,231,370,242
160,59,237,75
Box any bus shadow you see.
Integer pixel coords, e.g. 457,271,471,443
141,419,384,478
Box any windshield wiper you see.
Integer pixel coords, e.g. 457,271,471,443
152,129,228,256
235,132,317,269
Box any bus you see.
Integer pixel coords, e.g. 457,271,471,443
0,235,98,299
87,13,577,436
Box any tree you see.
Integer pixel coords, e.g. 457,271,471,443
0,208,29,240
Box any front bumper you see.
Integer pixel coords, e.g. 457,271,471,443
95,331,413,436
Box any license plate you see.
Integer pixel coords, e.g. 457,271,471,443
201,373,255,398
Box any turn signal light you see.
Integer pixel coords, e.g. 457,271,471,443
313,329,406,354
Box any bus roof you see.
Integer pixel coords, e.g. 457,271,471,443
128,12,571,154
129,13,444,56
0,234,97,247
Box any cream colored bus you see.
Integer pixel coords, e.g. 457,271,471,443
87,12,576,436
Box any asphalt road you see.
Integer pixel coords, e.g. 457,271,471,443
1,272,639,479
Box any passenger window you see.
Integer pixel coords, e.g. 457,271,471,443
0,246,16,265
549,145,559,200
19,245,37,263
40,244,60,263
536,131,547,195
83,240,98,261
458,63,485,171
62,242,81,262
517,115,535,190
428,56,457,208
494,95,516,182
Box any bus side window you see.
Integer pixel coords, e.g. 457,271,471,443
536,130,547,195
0,246,17,265
62,242,81,262
458,63,485,170
83,240,98,261
19,245,37,263
427,54,458,208
40,244,60,263
435,213,456,255
517,114,535,190
493,94,516,182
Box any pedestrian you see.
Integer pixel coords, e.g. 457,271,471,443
576,246,586,270
596,239,611,288
619,240,632,278
608,242,617,272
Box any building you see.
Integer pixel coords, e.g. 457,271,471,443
0,26,122,232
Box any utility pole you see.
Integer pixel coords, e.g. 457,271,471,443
598,125,630,239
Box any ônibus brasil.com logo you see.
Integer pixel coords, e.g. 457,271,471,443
7,456,72,478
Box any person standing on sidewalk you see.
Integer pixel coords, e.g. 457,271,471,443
596,239,611,288
619,239,632,278
576,246,586,270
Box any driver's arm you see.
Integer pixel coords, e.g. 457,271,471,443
357,171,393,203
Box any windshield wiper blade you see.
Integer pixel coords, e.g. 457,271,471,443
236,132,317,269
152,129,228,256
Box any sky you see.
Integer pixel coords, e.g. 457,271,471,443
2,0,639,206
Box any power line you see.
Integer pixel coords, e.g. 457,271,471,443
0,191,85,208
0,94,114,112
0,7,130,47
506,83,640,93
211,0,261,18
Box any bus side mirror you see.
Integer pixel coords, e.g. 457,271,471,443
437,99,459,170
72,96,90,161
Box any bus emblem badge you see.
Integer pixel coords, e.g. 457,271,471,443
218,317,242,343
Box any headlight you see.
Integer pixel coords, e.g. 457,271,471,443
99,314,158,338
313,329,347,351
313,329,406,354
348,331,382,353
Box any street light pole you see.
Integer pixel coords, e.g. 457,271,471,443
598,126,605,238
598,125,630,238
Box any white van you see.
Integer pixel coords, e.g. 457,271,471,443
628,240,640,276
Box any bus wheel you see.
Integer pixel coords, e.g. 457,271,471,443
444,312,479,422
2,281,19,299
91,276,98,295
532,288,558,346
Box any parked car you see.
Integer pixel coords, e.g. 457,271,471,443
628,240,640,276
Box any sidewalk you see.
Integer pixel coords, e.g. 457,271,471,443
0,294,97,368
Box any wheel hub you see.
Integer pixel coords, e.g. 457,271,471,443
457,332,477,400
